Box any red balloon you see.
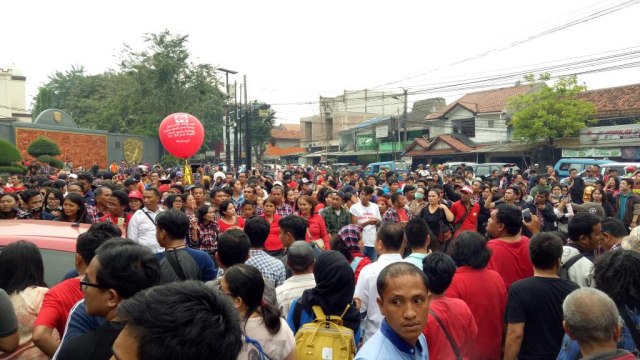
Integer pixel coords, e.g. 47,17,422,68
158,113,205,159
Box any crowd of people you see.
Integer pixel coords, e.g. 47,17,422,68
1,160,640,359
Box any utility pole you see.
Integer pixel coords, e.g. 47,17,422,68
403,88,408,142
217,68,237,169
244,75,251,170
233,80,239,168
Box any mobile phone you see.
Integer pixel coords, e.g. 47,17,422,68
522,208,532,223
117,217,125,226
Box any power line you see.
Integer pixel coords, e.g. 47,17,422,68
369,0,640,90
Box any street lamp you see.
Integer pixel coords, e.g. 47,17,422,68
217,67,237,169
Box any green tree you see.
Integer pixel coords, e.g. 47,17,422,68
508,74,597,145
247,102,275,164
27,137,63,169
32,30,226,151
0,140,25,174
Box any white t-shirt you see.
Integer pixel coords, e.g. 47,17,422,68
237,317,295,360
350,201,381,247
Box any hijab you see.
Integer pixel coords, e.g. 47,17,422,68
300,250,360,333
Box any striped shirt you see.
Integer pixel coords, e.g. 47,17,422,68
276,273,316,318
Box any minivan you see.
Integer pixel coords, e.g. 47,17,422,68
364,161,411,177
553,158,617,179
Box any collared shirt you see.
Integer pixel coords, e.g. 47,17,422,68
404,253,428,269
354,253,404,340
321,206,352,236
83,190,95,206
245,249,286,287
127,207,164,253
276,273,316,318
275,203,294,217
355,319,428,360
231,194,244,209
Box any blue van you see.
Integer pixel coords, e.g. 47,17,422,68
364,161,411,177
553,158,617,179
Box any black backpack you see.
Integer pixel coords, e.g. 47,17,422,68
558,253,587,282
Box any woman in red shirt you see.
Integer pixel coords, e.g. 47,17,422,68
260,197,283,256
296,195,330,250
217,200,245,233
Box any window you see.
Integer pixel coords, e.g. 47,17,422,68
487,120,494,128
452,118,475,138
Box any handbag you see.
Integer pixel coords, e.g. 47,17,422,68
437,209,454,244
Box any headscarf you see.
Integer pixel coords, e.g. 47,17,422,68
300,250,360,333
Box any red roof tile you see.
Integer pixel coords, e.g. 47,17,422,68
265,144,306,156
437,134,473,152
426,84,534,120
271,127,301,140
578,83,640,116
404,137,430,153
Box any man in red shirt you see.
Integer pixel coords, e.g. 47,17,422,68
99,190,132,236
486,204,534,290
3,174,26,193
32,230,113,356
450,186,480,236
423,252,478,360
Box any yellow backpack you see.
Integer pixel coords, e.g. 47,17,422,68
294,304,355,360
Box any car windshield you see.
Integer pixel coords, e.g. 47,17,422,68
394,162,408,170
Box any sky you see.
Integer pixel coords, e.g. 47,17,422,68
4,0,640,125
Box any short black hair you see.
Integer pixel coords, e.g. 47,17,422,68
529,232,564,270
377,262,428,299
568,213,601,242
156,210,190,240
144,187,161,199
88,222,122,238
76,230,114,265
601,218,627,238
244,217,270,248
495,204,523,236
20,189,40,203
116,281,243,360
77,172,94,183
95,239,161,299
360,186,374,196
422,252,457,294
448,231,491,269
405,218,432,250
377,222,405,251
278,215,308,241
216,229,250,268
110,190,129,207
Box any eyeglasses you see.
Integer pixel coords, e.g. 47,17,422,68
80,275,105,291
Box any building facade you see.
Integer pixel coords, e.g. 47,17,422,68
0,67,31,123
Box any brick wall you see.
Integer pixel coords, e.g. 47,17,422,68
16,128,108,169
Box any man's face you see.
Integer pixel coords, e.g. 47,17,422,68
471,182,481,193
535,193,547,204
82,257,113,317
150,173,159,183
226,174,233,183
27,194,44,212
10,175,19,185
504,189,515,202
214,191,226,206
243,187,255,201
368,177,377,186
279,228,294,248
377,274,429,346
570,170,578,179
111,326,139,360
331,194,343,208
360,192,372,205
620,180,631,192
454,178,465,188
108,197,124,216
143,191,159,208
238,173,247,183
79,179,91,193
193,188,205,201
271,189,283,204
390,182,399,192
486,209,502,238
584,223,604,251
98,187,113,206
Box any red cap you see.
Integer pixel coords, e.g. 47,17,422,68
129,190,143,199
158,184,170,194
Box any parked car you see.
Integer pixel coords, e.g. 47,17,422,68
553,158,617,179
364,161,411,177
331,163,362,173
474,163,521,180
442,162,478,173
0,220,90,286
599,162,640,177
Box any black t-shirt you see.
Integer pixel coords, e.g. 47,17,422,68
56,322,124,360
505,276,580,360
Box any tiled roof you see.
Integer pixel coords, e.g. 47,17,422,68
578,83,640,116
403,134,475,156
426,84,534,120
404,137,430,153
434,134,474,152
264,144,306,157
271,124,301,139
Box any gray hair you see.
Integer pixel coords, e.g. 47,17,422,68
563,288,620,344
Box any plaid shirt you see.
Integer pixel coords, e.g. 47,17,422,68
275,203,294,217
382,207,413,224
245,249,286,287
337,224,363,253
321,206,352,236
193,221,220,256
